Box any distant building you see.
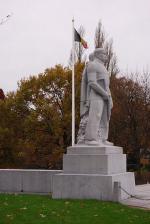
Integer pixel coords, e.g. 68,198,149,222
0,89,5,100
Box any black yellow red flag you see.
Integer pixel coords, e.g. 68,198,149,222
74,28,88,49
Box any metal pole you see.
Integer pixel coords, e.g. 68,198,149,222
72,18,75,146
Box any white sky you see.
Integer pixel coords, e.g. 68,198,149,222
0,0,150,93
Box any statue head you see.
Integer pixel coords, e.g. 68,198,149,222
94,48,107,63
89,53,94,62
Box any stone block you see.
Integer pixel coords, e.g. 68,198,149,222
0,169,62,193
67,145,123,154
52,145,135,201
52,172,135,201
22,170,61,193
63,154,126,174
0,169,22,192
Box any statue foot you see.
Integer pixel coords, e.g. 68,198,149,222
102,140,114,146
77,140,85,145
98,140,105,146
85,140,99,145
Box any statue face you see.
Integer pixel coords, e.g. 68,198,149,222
97,52,107,63
100,52,107,63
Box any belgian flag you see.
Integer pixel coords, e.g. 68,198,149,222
74,28,88,49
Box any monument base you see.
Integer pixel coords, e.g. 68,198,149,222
52,172,134,201
52,145,135,201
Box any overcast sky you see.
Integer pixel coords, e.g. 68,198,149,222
0,0,150,93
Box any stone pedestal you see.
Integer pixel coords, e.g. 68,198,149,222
52,145,135,201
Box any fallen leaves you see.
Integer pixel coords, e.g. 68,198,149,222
40,213,46,218
20,207,27,210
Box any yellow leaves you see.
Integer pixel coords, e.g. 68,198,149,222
3,202,8,206
65,201,70,205
20,207,27,210
6,214,14,220
120,208,125,212
18,151,25,158
40,213,46,218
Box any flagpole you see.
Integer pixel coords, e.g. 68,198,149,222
72,18,75,146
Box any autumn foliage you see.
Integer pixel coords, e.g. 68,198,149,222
0,89,5,100
0,63,150,169
0,21,150,169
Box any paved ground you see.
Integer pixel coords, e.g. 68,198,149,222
121,184,150,210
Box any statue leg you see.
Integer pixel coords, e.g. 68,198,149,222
99,102,113,145
99,101,109,141
85,99,104,142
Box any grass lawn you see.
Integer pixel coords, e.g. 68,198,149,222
0,194,150,224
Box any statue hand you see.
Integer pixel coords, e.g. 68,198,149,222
109,97,113,108
85,101,90,108
103,93,109,100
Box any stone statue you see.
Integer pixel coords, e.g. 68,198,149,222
77,48,113,145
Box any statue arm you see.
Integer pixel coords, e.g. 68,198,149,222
87,65,108,98
90,81,108,99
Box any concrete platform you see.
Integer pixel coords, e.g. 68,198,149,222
63,154,126,174
52,172,135,201
67,145,123,154
121,184,150,209
52,145,135,201
0,169,62,193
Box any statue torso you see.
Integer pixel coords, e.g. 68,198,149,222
86,59,110,101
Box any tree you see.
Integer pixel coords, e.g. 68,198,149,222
109,73,150,167
0,65,150,169
0,63,84,169
95,21,105,48
136,72,150,160
95,21,119,76
0,89,5,100
0,21,150,171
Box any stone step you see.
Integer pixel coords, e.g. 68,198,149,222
63,153,126,174
52,172,135,201
67,145,123,155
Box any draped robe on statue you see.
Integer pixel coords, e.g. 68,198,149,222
77,59,113,144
